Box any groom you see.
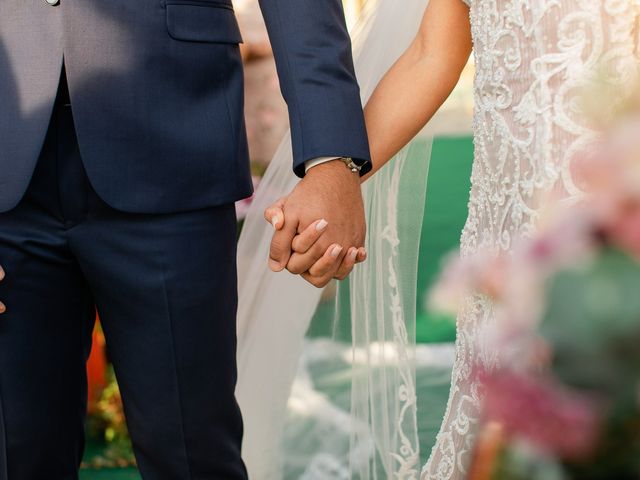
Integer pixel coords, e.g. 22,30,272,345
0,0,369,479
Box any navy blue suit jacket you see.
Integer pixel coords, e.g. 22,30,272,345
0,0,370,214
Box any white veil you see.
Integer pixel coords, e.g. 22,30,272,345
236,0,433,477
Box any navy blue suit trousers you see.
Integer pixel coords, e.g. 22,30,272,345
0,79,246,480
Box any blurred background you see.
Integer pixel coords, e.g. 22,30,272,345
79,1,475,478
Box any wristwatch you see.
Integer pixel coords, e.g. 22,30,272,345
340,157,363,174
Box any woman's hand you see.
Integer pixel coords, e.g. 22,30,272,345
264,199,367,288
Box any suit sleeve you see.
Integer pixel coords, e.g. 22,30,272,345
257,0,371,177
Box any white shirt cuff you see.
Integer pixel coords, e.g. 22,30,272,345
304,157,339,174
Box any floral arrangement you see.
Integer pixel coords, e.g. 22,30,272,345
84,367,136,468
431,104,640,479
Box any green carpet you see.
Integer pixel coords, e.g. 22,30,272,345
416,136,474,343
80,470,140,480
80,135,473,479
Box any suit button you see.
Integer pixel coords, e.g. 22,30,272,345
45,0,60,5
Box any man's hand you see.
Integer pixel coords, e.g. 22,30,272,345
264,204,367,287
265,160,367,288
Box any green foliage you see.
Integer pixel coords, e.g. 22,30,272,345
496,248,640,479
541,249,640,395
493,445,567,480
84,368,136,469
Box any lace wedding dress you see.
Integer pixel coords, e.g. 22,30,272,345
422,1,640,479
235,0,640,478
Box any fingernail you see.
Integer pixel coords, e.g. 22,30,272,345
271,216,280,229
331,245,343,258
268,259,283,272
0,303,6,314
349,249,358,261
316,219,328,232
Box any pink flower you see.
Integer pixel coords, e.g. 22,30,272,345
429,249,515,321
523,205,598,273
575,114,640,199
604,199,640,257
571,113,640,257
428,252,483,313
479,368,601,460
235,176,261,220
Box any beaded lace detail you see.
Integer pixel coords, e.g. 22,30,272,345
421,1,640,479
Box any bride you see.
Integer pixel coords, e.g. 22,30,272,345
238,0,640,479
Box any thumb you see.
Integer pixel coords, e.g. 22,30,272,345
264,197,287,231
268,214,298,272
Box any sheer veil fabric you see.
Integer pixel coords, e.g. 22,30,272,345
235,0,434,478
236,1,640,479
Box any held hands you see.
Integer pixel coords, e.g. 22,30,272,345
265,160,367,288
